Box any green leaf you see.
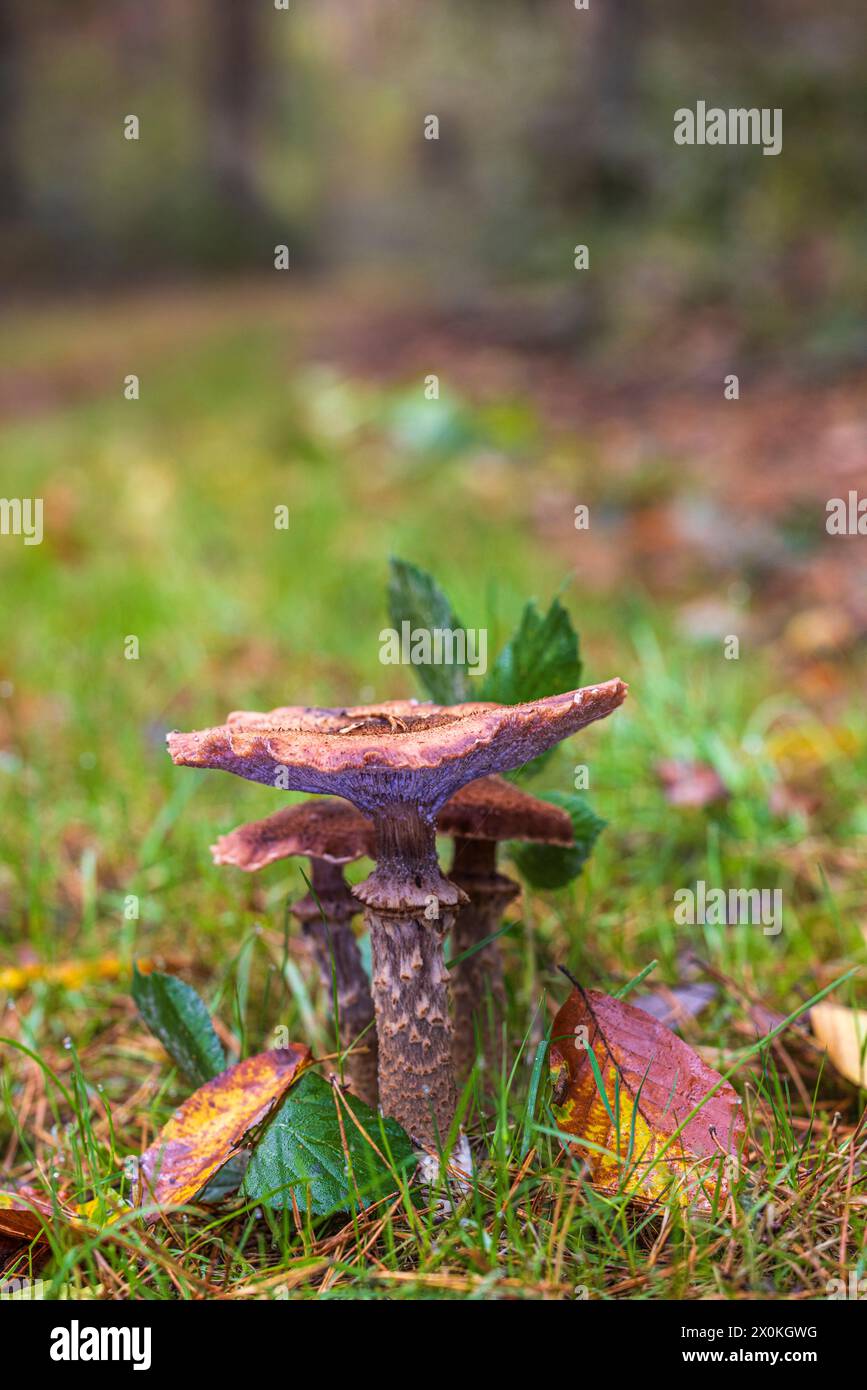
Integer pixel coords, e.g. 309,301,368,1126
508,791,606,891
386,557,472,704
132,967,226,1088
481,597,582,779
241,1070,417,1217
481,597,582,707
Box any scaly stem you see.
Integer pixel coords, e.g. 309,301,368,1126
294,859,378,1109
354,804,464,1148
449,836,519,1086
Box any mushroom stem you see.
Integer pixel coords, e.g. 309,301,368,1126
354,804,464,1148
449,836,520,1086
293,859,378,1109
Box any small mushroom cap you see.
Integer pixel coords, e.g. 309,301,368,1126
212,775,573,873
211,797,375,872
167,681,627,817
438,776,574,845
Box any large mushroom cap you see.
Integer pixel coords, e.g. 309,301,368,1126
167,681,627,817
439,775,574,845
211,797,375,872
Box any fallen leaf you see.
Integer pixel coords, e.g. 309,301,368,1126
550,986,745,1213
811,1001,867,1088
137,1044,310,1213
0,1188,66,1282
656,759,728,808
242,1069,416,1217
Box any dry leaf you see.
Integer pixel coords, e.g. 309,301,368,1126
137,1044,310,1212
550,987,745,1213
811,1001,867,1088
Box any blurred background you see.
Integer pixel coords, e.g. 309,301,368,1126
1,0,865,1005
3,0,867,359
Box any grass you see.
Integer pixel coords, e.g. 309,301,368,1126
1,287,866,1300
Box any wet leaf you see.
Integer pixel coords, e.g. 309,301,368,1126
811,1000,867,1088
550,986,745,1213
137,1044,310,1212
132,966,226,1087
509,791,605,890
387,557,471,703
242,1069,417,1217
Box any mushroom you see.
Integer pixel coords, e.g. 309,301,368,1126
167,680,627,1150
211,798,378,1108
437,777,574,1085
209,778,572,1104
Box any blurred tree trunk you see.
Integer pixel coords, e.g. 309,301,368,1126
594,0,644,121
0,0,24,223
206,0,266,223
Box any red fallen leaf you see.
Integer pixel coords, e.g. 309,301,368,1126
137,1044,310,1213
550,987,745,1214
656,759,728,809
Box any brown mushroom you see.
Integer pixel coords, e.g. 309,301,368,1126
167,680,627,1150
211,799,378,1108
438,777,574,1085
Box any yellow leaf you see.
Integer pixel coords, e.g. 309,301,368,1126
550,987,745,1214
811,1001,867,1088
75,1197,128,1228
137,1044,310,1212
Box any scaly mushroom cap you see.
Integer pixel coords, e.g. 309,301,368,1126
211,797,375,872
167,681,627,818
440,776,573,845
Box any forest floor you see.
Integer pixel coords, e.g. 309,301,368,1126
1,280,865,1299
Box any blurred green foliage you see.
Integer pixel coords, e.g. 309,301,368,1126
3,2,867,358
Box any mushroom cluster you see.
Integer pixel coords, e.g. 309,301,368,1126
168,680,626,1153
